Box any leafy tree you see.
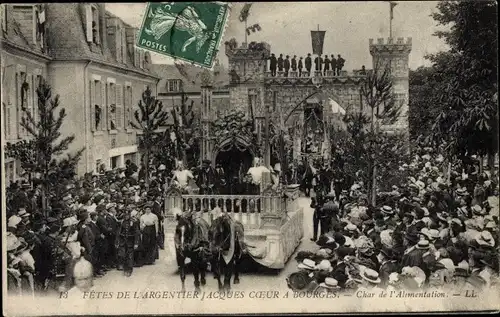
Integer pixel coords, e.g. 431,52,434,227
408,66,446,142
5,78,84,213
429,1,498,168
131,87,169,187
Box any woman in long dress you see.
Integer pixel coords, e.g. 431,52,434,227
140,203,159,265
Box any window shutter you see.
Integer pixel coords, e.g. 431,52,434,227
85,5,92,42
90,80,95,132
15,72,22,138
101,81,106,130
127,86,132,128
106,82,111,130
116,84,123,129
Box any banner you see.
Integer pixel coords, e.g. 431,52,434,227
310,30,326,56
239,3,252,22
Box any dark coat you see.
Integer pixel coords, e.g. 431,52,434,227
324,57,330,70
284,58,290,70
269,56,277,68
330,57,337,69
305,56,312,69
314,56,323,71
401,246,426,270
277,57,284,70
291,58,297,70
379,260,399,286
298,59,303,70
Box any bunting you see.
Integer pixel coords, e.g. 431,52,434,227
310,30,326,56
239,3,252,22
389,1,398,20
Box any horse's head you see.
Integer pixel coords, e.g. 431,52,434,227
175,214,194,252
210,215,232,253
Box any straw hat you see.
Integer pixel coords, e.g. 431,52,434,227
8,215,22,228
7,233,21,252
381,205,394,215
315,259,333,272
476,231,495,247
416,239,431,250
361,268,381,284
63,216,79,228
319,277,340,289
472,205,486,216
297,258,316,270
345,223,358,233
158,164,166,171
18,208,30,218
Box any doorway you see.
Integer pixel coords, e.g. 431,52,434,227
215,147,253,195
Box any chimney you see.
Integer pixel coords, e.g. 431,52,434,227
98,3,108,51
125,27,138,66
106,15,118,59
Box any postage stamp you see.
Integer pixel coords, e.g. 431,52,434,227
137,2,230,69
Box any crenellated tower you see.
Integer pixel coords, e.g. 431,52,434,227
369,37,412,133
225,40,271,162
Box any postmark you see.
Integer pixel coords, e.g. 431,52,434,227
137,2,230,69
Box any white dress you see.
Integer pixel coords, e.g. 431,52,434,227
173,169,194,187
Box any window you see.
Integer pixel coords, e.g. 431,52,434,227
116,84,123,129
90,78,103,131
124,153,137,165
17,71,29,138
125,84,133,128
167,79,182,92
107,82,117,130
85,4,100,44
116,24,122,62
2,4,7,32
33,4,45,48
111,156,119,169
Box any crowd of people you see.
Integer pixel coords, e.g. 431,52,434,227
287,148,499,293
268,53,346,77
6,160,166,295
5,144,499,297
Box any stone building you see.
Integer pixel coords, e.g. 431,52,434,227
197,37,411,169
155,60,230,126
1,3,158,183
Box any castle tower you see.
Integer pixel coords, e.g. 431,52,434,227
369,37,412,133
225,41,271,163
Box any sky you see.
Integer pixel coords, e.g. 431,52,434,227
106,2,449,71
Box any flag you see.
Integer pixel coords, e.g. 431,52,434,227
330,99,346,115
389,1,398,20
310,30,326,56
239,3,252,22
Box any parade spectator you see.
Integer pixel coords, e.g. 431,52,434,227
291,55,297,72
323,55,330,75
330,55,337,75
277,54,284,72
337,54,345,75
314,55,323,72
284,55,291,77
305,53,312,74
298,57,304,76
269,53,277,76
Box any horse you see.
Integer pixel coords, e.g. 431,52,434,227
174,213,211,292
209,214,245,291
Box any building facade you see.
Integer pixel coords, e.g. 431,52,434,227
1,3,159,183
195,37,411,167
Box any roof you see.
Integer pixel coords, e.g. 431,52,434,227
155,61,230,94
2,4,157,78
1,5,49,59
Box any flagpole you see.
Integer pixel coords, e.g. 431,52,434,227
245,18,248,45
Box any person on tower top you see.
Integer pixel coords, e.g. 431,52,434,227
305,53,312,75
277,54,284,73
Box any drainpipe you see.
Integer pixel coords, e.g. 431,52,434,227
83,61,92,174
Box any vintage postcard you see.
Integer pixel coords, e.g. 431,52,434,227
2,1,499,316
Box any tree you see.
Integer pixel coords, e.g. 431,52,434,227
429,1,498,168
5,78,84,213
408,66,446,142
358,61,405,205
131,87,169,187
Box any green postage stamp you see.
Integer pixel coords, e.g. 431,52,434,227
137,2,230,68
